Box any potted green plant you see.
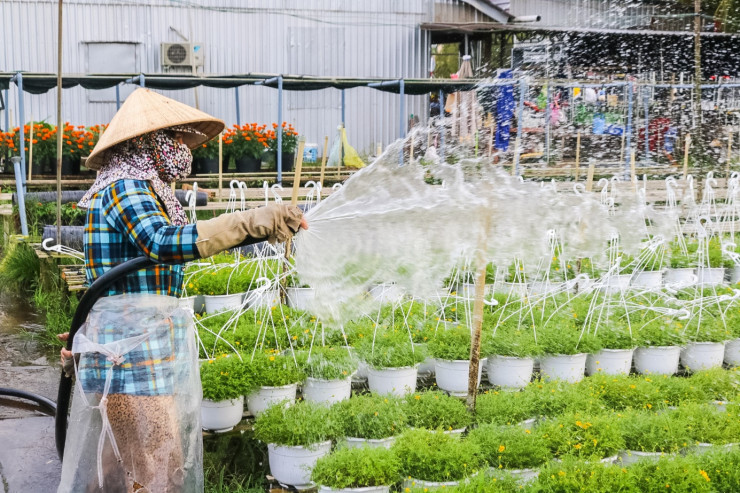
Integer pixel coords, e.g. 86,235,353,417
475,388,539,427
536,309,600,383
199,354,251,432
299,346,358,406
428,326,480,396
403,391,472,434
245,351,304,416
632,243,667,289
628,454,713,492
253,400,337,488
467,423,550,483
633,315,687,375
537,412,625,463
312,446,401,493
696,237,729,286
665,241,698,286
671,403,740,453
482,322,541,389
266,122,299,172
616,409,689,465
332,393,407,448
680,317,728,371
586,316,635,376
392,429,484,488
224,123,270,173
191,134,221,175
534,457,634,492
356,331,425,396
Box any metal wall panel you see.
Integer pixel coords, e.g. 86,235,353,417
508,0,662,30
2,0,433,153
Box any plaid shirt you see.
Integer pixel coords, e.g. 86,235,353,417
84,179,200,297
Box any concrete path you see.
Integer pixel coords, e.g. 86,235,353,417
0,415,61,492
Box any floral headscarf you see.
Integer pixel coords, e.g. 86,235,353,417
78,129,195,226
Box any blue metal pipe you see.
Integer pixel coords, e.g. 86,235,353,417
12,158,28,236
341,89,346,127
513,79,527,177
115,84,121,110
625,82,634,178
235,87,241,126
643,88,650,163
139,74,146,88
399,79,405,166
13,73,27,189
3,89,8,132
277,75,283,184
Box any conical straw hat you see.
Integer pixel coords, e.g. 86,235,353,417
85,88,225,169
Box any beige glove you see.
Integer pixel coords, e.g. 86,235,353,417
195,204,303,258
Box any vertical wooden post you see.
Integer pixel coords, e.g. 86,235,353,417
319,136,329,188
467,215,491,411
683,134,691,180
282,137,306,305
574,131,581,181
585,163,596,192
218,132,223,202
28,117,34,182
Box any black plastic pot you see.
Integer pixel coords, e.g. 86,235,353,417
195,157,221,174
281,152,296,172
235,156,261,173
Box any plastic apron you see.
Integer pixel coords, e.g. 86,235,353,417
58,294,203,493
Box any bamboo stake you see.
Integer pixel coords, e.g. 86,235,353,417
683,134,691,180
585,163,596,192
218,132,223,201
282,137,306,305
574,131,581,181
318,136,329,188
28,117,34,182
467,214,491,411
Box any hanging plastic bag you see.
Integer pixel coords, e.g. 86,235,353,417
58,294,202,493
326,126,365,169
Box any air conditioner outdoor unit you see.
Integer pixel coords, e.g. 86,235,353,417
161,42,204,67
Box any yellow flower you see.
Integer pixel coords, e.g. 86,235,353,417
700,470,710,482
208,360,214,364
292,335,297,340
574,443,582,449
188,282,194,288
498,445,505,452
525,429,531,434
374,412,379,416
405,489,410,493
415,395,421,400
558,471,566,477
269,356,275,361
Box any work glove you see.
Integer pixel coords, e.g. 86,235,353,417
195,204,303,258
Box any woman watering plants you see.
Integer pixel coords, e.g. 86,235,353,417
57,88,306,492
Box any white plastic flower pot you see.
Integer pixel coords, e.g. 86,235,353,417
506,468,540,484
369,284,404,304
319,486,390,493
731,266,740,285
267,441,332,488
367,366,417,396
664,268,696,287
434,359,483,396
519,418,537,431
402,478,460,490
725,338,740,366
302,377,352,406
458,283,495,299
586,349,634,376
696,267,726,286
631,271,663,290
246,383,298,417
618,450,668,466
680,341,726,371
247,289,280,309
485,355,534,389
344,436,396,449
539,353,587,383
711,400,727,412
599,455,618,464
686,443,739,455
286,287,315,311
201,397,244,433
634,346,681,375
494,282,528,298
600,274,631,294
204,293,244,313
414,343,436,377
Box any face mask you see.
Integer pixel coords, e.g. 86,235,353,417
153,132,193,183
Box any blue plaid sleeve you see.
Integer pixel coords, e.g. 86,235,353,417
101,179,201,264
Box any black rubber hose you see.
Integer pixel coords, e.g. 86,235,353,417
0,387,57,415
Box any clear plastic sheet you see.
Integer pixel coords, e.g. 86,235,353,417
58,294,202,493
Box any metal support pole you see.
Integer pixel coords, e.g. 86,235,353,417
625,81,634,178
139,74,146,88
235,87,241,126
544,83,551,164
643,88,650,163
341,89,346,127
277,75,283,184
115,84,121,110
399,79,405,166
439,89,445,161
513,79,527,176
14,73,27,189
12,158,28,236
3,89,9,132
